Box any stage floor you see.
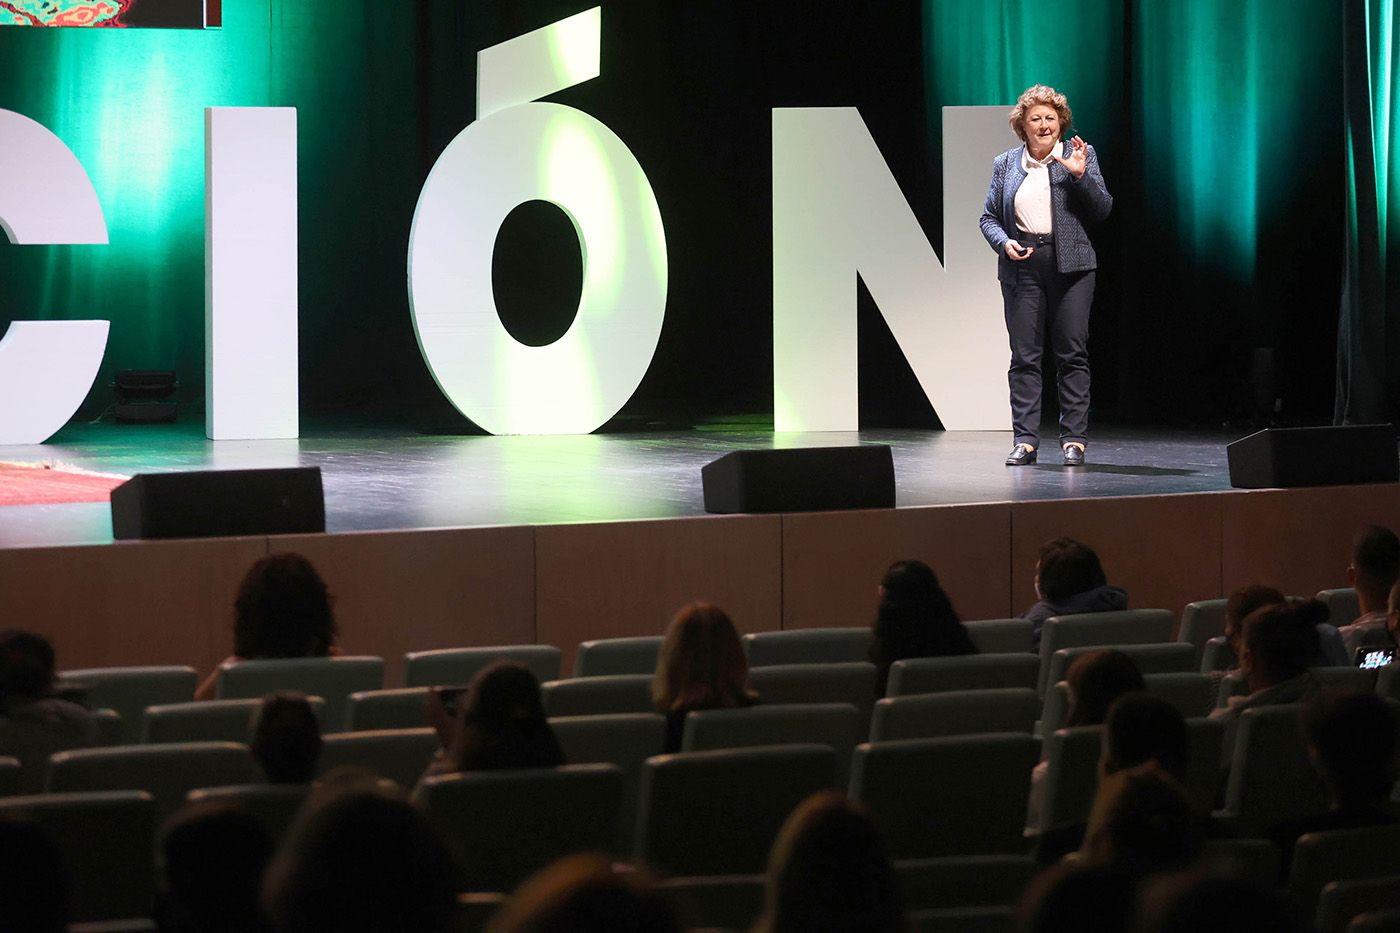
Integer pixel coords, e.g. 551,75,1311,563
0,419,1243,549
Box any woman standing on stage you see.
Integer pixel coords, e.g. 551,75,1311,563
979,85,1112,467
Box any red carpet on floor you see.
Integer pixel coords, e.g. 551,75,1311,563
0,462,127,506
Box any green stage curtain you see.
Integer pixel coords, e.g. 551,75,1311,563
1336,0,1400,425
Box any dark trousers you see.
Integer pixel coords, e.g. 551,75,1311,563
1002,243,1095,448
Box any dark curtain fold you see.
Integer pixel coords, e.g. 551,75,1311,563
1336,0,1400,426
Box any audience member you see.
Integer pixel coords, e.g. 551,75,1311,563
486,853,682,933
869,559,975,695
1267,691,1400,876
0,815,68,933
1034,691,1186,864
1027,650,1145,836
1022,538,1127,647
1210,600,1325,762
158,799,273,933
754,790,906,933
0,629,97,754
262,788,457,933
423,660,563,781
250,691,322,784
1019,863,1134,933
1080,763,1204,879
197,554,340,700
1339,524,1400,656
652,602,757,752
1215,584,1347,677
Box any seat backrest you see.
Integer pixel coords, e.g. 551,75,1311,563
47,741,261,822
1221,704,1330,831
1038,610,1175,694
1178,600,1228,661
871,689,1039,743
684,703,862,786
1198,837,1282,888
402,645,562,689
1216,672,1248,707
963,619,1035,655
142,696,327,744
635,744,835,876
1346,907,1400,932
1043,642,1196,689
57,666,198,745
1182,717,1226,812
1380,664,1400,704
550,712,666,851
1201,636,1236,674
0,755,18,796
214,656,384,733
1290,824,1400,924
415,763,624,893
0,790,155,922
658,874,766,932
344,687,433,731
572,636,663,677
541,675,655,717
1315,666,1380,693
1143,672,1218,720
886,654,1039,698
742,628,871,666
1040,681,1073,735
1317,874,1400,933
1317,588,1362,629
747,663,880,725
1036,725,1101,834
894,855,1038,912
0,717,100,794
187,783,311,845
850,734,1039,859
316,728,439,789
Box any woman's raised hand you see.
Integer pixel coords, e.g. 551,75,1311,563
1053,136,1088,178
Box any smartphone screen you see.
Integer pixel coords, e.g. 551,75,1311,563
1356,647,1397,670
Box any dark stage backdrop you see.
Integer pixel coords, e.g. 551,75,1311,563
0,0,1350,432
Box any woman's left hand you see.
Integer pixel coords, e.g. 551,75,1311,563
1053,136,1088,178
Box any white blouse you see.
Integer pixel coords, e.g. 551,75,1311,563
1013,140,1062,236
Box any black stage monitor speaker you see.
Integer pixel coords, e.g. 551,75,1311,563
702,446,895,514
110,467,325,539
1226,424,1398,489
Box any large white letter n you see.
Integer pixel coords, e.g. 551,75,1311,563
772,106,1012,432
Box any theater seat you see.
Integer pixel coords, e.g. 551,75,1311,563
416,764,624,893
1037,610,1175,695
402,645,562,688
886,655,1039,698
658,875,766,930
742,627,871,666
1317,875,1400,933
344,687,432,731
0,790,155,922
57,666,198,745
683,702,861,786
1291,824,1400,924
551,712,666,851
963,619,1034,654
214,656,384,733
851,734,1038,858
316,728,439,788
1178,599,1228,664
895,855,1037,912
187,783,311,844
541,675,654,717
635,744,835,876
870,690,1039,743
142,697,327,744
47,741,261,821
1218,704,1330,832
747,663,879,726
572,636,663,677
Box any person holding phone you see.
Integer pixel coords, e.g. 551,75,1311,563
979,85,1113,467
421,661,563,782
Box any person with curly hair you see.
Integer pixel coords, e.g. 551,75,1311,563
980,84,1113,467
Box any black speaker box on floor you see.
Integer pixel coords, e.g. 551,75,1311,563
701,446,895,514
110,467,325,539
1226,424,1398,489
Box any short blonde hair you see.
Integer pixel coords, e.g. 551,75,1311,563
1009,84,1073,142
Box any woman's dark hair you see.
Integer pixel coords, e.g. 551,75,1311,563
651,602,755,713
871,561,975,688
1083,765,1204,878
1036,538,1107,603
262,789,457,933
449,661,563,773
1303,690,1399,804
0,630,58,704
159,799,272,932
486,853,682,933
1064,649,1144,728
756,790,905,933
1103,694,1187,781
251,691,323,784
233,554,337,660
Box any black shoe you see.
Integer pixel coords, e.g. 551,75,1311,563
1005,444,1037,466
1062,444,1085,466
